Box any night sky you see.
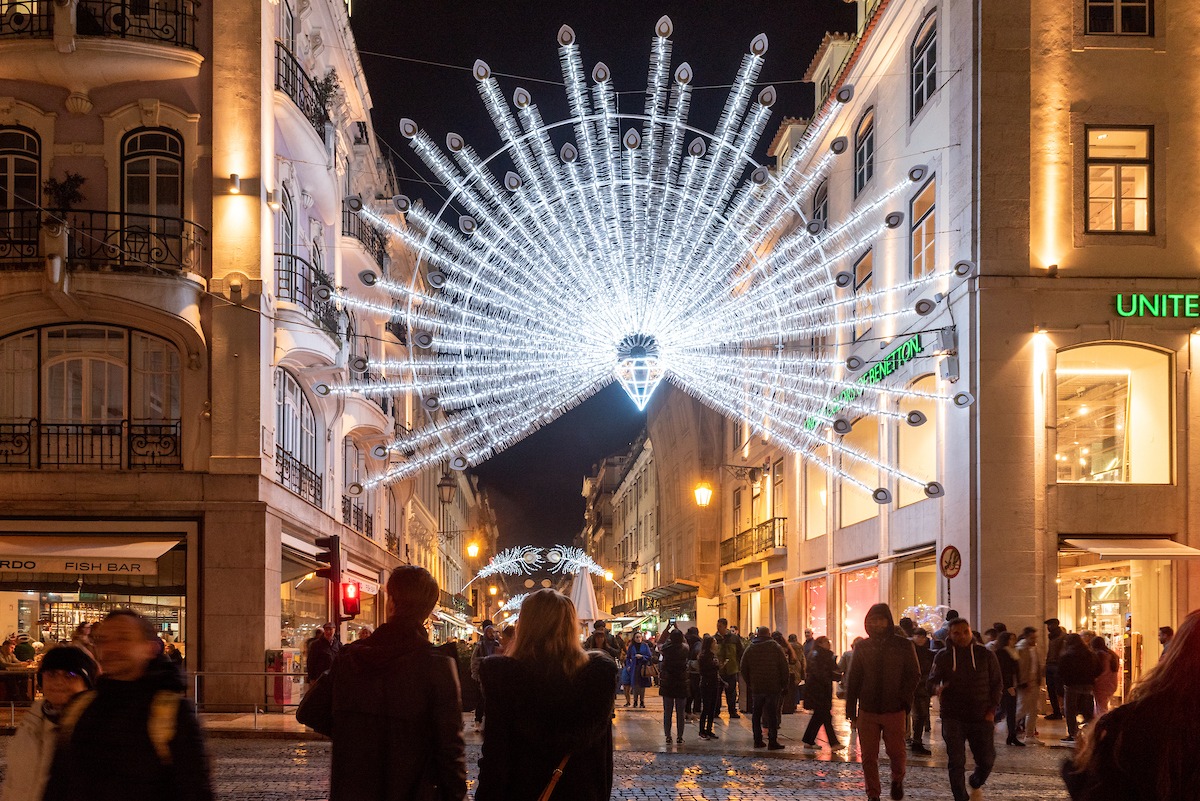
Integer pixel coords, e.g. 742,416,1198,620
349,1,856,548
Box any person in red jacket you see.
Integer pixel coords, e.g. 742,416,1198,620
846,604,921,801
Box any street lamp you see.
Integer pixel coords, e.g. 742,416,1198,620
466,541,480,559
604,570,614,582
437,471,457,506
488,585,498,596
692,462,770,507
693,482,713,508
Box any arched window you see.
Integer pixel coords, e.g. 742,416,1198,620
840,418,879,526
854,109,875,197
898,374,938,506
1056,343,1170,484
0,126,40,264
275,368,323,505
278,183,296,256
122,128,183,220
910,14,937,119
342,438,375,536
812,179,829,230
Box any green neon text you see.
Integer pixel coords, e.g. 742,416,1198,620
1115,293,1200,318
803,334,924,431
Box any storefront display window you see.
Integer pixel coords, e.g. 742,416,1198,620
280,556,327,649
841,422,879,527
805,577,827,639
1055,344,1170,484
346,591,376,641
893,554,937,614
841,566,880,650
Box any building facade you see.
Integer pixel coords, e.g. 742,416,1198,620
0,0,484,705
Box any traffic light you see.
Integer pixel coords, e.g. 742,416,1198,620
341,581,361,618
314,535,341,586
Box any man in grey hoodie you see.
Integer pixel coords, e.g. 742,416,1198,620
846,603,921,801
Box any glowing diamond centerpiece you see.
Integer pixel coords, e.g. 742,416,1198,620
615,334,665,411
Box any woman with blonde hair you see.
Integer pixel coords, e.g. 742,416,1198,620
476,589,619,801
1062,608,1200,800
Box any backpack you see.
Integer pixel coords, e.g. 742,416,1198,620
59,689,181,763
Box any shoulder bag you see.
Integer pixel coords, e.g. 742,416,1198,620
537,753,571,801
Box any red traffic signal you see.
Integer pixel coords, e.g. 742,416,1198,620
340,581,361,618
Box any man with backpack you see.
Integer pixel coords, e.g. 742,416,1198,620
44,609,213,801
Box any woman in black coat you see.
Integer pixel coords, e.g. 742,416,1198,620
697,635,722,740
477,589,618,801
802,636,843,749
658,629,690,743
994,631,1023,746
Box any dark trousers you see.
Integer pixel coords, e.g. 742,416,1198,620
474,695,485,723
911,695,931,744
1000,691,1018,739
663,694,686,737
686,673,702,714
941,717,996,801
751,692,782,744
803,705,839,745
1045,663,1063,716
1064,686,1095,737
699,684,721,734
722,673,739,715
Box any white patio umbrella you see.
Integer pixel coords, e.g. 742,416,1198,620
568,570,605,628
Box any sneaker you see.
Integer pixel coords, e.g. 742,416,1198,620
1007,738,1026,747
677,736,683,744
1061,736,1075,744
706,732,718,740
1045,713,1063,721
768,741,785,750
890,780,904,800
753,741,767,748
801,740,817,748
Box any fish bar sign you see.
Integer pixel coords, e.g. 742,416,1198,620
0,558,158,575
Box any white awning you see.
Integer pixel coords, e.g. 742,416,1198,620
0,535,181,575
1063,538,1200,560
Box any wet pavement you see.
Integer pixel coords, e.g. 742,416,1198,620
0,696,1076,799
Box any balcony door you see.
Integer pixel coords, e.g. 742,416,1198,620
42,327,127,465
121,128,184,264
0,126,40,264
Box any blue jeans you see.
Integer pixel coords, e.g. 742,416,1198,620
751,692,781,744
663,695,686,737
941,717,995,801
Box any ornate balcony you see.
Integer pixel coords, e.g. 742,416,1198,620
275,41,330,141
384,528,400,557
341,494,374,538
275,445,322,508
274,251,340,341
719,517,787,566
0,1,203,112
0,208,206,275
341,200,388,270
0,418,181,469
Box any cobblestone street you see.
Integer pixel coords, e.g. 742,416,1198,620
0,700,1075,800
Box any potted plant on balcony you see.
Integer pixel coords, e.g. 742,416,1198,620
311,68,340,131
42,172,87,217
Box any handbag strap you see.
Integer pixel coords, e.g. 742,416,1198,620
536,753,571,801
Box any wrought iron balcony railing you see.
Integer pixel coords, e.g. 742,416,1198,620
719,517,787,566
275,445,323,508
341,494,374,537
341,200,388,269
274,41,330,140
384,528,400,557
0,418,181,469
0,208,206,275
274,251,340,340
0,1,197,49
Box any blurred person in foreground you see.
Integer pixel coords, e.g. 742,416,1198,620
324,565,466,801
1063,609,1200,801
1,646,96,801
476,589,618,801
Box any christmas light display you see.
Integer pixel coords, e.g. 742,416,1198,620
464,546,543,587
328,17,972,500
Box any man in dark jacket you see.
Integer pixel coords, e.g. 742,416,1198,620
715,618,744,718
584,620,622,661
909,628,935,755
846,603,921,801
470,622,501,730
326,565,467,801
928,618,1002,801
307,621,339,681
740,626,789,749
44,610,213,801
1043,618,1066,719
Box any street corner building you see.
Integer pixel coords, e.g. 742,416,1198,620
0,0,497,709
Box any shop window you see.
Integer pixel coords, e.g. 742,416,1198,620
1086,0,1151,35
853,250,873,342
841,566,880,651
805,578,827,639
804,450,828,539
854,109,875,197
840,419,879,527
893,555,937,615
898,374,938,506
1086,127,1151,233
910,177,936,279
1055,343,1170,484
910,14,937,119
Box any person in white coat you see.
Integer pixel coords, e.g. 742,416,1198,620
1,646,95,801
1015,626,1042,745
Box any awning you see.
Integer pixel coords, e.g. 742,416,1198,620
643,579,701,601
432,609,482,636
1063,538,1200,560
0,535,181,575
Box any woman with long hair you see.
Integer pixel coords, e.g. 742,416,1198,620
1063,609,1200,800
1089,637,1119,714
624,631,653,708
994,631,1023,746
697,635,722,740
476,589,619,801
658,628,689,743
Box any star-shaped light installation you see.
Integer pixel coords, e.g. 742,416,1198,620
321,17,976,502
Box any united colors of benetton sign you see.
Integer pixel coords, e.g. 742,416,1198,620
1115,293,1200,318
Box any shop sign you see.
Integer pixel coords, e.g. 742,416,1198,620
939,546,962,580
1115,293,1200,318
804,334,924,430
0,557,158,575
